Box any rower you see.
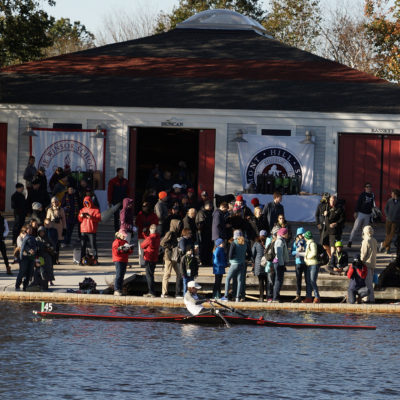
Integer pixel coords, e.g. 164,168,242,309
184,281,210,316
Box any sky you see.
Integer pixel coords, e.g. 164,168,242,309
40,0,366,40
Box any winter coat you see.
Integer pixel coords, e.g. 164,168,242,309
355,192,375,214
213,246,227,275
263,201,284,229
228,240,247,265
46,206,66,240
78,196,101,233
135,211,159,239
11,191,27,216
212,209,227,241
112,238,133,263
347,264,368,290
322,205,345,236
180,253,199,278
107,176,128,204
119,198,134,233
61,192,80,224
252,241,266,276
360,236,378,270
160,219,182,260
385,198,400,223
274,236,289,266
183,215,197,239
26,188,50,212
140,233,161,262
304,240,318,266
291,237,306,265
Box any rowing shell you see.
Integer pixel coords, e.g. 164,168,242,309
33,311,376,330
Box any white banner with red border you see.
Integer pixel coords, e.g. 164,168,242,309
31,129,105,182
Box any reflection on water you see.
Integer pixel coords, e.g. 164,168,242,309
0,302,399,399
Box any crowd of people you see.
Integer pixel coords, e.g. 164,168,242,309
3,157,391,304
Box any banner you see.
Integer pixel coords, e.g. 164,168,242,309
237,136,314,193
31,129,105,183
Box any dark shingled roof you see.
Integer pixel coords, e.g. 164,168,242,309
1,28,400,113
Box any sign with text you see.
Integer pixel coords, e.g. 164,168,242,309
238,136,314,193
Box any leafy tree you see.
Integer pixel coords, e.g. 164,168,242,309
0,0,55,66
364,0,400,83
262,0,322,52
154,0,266,34
44,18,95,57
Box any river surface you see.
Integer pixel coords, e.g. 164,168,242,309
0,301,399,399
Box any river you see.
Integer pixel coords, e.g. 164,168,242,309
0,301,399,399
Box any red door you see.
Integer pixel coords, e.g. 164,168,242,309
0,124,7,211
382,136,400,207
337,133,382,220
198,129,216,198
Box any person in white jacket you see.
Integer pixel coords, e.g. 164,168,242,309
360,225,378,303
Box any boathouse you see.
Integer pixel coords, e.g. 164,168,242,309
0,9,400,217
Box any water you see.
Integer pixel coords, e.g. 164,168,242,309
0,302,399,399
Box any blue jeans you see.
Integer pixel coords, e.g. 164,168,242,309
295,263,307,296
273,263,285,300
305,264,320,299
114,261,127,292
16,257,34,291
225,263,245,299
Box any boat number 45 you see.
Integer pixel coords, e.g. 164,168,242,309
41,302,53,312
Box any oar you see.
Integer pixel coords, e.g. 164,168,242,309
214,309,231,328
211,299,248,318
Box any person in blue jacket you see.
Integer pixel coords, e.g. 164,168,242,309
212,238,227,299
291,227,306,302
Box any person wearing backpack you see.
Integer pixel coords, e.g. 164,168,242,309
252,230,268,302
303,231,321,303
160,219,182,298
291,227,306,302
272,227,289,302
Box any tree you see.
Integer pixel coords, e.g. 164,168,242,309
364,0,400,83
0,0,55,66
262,0,322,52
320,9,377,75
154,0,266,34
44,18,95,57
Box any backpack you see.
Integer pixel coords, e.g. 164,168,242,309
316,243,329,266
264,240,276,262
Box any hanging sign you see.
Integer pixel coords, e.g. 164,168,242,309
237,136,314,193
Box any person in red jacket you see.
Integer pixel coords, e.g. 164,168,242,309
112,230,133,296
78,196,101,265
135,202,159,267
347,254,369,304
140,224,161,297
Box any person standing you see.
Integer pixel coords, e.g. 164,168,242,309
320,195,345,258
35,166,48,193
107,168,129,232
315,193,330,240
61,186,80,246
26,179,50,213
112,230,133,296
46,197,66,262
212,238,227,299
302,231,321,303
263,191,284,229
360,225,378,303
23,156,37,193
291,227,306,302
16,225,37,291
212,202,228,243
252,230,268,302
182,208,197,239
155,191,169,235
348,183,375,248
160,219,182,298
141,224,161,297
78,196,101,265
381,189,400,253
0,212,11,275
272,227,289,303
11,183,27,246
135,202,159,268
195,201,213,266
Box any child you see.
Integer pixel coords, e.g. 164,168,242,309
329,241,349,275
212,238,227,299
112,230,133,296
180,244,199,294
291,227,306,302
347,254,368,304
0,211,11,274
141,224,161,297
252,230,268,302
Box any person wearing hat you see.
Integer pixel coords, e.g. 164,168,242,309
221,230,248,302
303,231,321,303
250,197,264,212
272,227,289,302
233,195,253,220
212,238,227,299
112,230,134,296
170,184,184,205
347,254,369,304
155,191,169,235
328,241,349,275
31,202,45,225
291,227,307,302
184,280,209,315
360,225,377,303
252,230,268,302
